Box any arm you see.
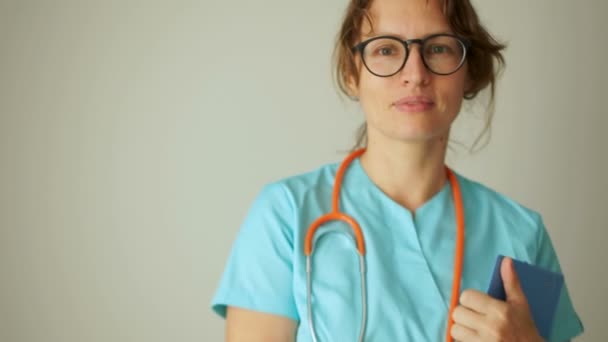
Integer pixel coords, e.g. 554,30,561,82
534,216,584,341
212,184,300,340
226,306,297,342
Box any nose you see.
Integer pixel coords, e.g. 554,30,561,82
399,43,430,86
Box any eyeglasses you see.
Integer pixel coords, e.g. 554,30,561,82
351,33,472,77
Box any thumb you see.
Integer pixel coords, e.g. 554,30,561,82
501,257,527,305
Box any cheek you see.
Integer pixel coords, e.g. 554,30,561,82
435,75,467,116
358,74,394,111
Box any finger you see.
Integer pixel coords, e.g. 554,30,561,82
459,289,502,314
452,305,486,330
450,322,480,342
501,257,527,305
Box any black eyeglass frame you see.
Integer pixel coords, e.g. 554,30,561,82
351,33,472,77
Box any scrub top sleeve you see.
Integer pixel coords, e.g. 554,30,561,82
211,182,298,321
534,215,584,341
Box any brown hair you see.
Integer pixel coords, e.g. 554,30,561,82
332,0,506,151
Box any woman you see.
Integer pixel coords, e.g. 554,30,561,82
211,0,584,341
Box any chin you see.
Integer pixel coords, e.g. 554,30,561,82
367,120,451,145
397,134,443,144
393,124,449,141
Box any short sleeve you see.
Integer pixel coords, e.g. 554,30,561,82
211,183,299,321
534,215,584,341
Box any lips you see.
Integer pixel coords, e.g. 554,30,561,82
393,96,435,112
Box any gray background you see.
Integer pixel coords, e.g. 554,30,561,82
1,0,606,341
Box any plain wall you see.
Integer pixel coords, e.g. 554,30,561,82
1,0,606,341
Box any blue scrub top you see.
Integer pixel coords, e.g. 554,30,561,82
211,158,584,341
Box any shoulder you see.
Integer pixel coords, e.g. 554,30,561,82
454,172,544,234
242,161,340,234
276,161,339,191
259,161,340,205
454,174,584,341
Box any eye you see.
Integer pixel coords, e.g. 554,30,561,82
428,44,450,54
376,45,397,56
364,38,405,60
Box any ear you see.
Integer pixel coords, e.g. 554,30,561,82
464,74,473,94
463,75,475,99
347,78,359,99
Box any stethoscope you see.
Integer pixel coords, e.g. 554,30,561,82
303,148,465,342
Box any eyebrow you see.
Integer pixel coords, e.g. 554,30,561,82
361,30,453,40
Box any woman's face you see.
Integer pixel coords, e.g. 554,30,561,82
351,0,470,145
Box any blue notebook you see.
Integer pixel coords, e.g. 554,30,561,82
486,255,563,340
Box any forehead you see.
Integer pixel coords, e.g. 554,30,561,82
362,0,452,39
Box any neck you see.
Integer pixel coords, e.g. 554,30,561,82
359,135,449,213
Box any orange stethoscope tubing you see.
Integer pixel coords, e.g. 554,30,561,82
303,148,465,342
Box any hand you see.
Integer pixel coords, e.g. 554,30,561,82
450,257,544,342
